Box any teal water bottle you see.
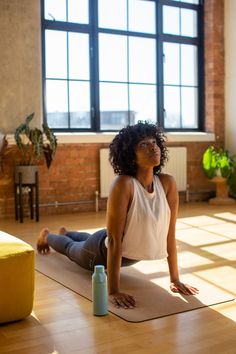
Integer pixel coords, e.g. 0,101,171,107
92,265,108,316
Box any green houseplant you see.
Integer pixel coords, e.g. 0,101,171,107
202,146,235,179
14,113,57,184
15,112,57,168
202,145,236,204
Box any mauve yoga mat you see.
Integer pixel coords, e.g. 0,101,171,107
35,251,234,322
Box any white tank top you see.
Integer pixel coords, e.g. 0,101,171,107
121,175,171,260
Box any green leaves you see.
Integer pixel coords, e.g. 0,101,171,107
14,113,57,168
202,146,235,179
202,146,216,178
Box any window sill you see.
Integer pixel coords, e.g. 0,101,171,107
166,132,215,142
55,131,215,144
7,132,215,145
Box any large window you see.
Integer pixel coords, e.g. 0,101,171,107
41,0,204,132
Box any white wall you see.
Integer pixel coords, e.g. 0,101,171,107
225,0,236,154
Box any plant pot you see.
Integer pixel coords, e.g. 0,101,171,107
215,168,222,177
15,165,38,184
209,176,235,205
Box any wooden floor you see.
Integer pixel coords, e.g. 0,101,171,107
0,202,236,354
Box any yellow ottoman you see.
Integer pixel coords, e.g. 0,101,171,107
0,231,35,323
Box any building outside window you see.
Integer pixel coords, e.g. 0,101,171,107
41,0,204,132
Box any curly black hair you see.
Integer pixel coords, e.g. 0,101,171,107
109,121,168,176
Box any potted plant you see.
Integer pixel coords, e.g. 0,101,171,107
202,145,236,204
14,112,57,184
202,146,235,179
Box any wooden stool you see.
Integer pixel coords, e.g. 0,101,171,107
209,176,235,205
14,171,39,223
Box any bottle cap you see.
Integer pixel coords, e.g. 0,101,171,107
94,265,105,272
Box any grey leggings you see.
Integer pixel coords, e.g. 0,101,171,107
47,228,137,271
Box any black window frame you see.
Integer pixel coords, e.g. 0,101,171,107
41,0,204,132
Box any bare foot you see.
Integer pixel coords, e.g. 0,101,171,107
58,226,67,235
37,228,50,254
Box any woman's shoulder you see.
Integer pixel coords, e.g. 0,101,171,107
110,175,134,193
156,173,177,194
158,172,175,183
108,175,134,206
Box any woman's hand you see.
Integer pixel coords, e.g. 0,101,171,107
170,280,199,295
109,292,136,309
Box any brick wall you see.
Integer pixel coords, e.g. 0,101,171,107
0,0,225,219
204,0,225,138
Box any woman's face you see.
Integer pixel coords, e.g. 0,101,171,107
135,137,161,168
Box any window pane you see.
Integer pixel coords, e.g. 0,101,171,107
181,45,198,86
130,84,157,123
46,80,68,128
99,34,127,82
129,0,156,34
100,83,128,130
69,33,90,80
45,30,67,79
68,0,89,24
163,6,180,35
98,0,127,30
171,0,199,3
182,0,199,5
69,81,91,128
129,37,156,84
181,87,198,128
44,0,66,21
164,86,180,128
181,0,199,4
163,42,180,85
181,9,197,37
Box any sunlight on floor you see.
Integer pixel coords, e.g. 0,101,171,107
176,221,192,230
202,242,236,261
178,215,226,227
201,223,236,239
178,251,214,268
176,228,228,246
214,212,236,222
194,266,236,295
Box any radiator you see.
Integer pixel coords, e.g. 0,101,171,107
100,149,116,198
162,147,187,192
100,147,187,198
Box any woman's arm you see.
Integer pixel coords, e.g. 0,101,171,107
159,173,199,295
106,175,136,308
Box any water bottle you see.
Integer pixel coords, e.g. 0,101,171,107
92,265,108,316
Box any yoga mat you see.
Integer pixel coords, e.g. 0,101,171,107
35,250,234,322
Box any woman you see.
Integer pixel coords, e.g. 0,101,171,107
37,121,198,309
